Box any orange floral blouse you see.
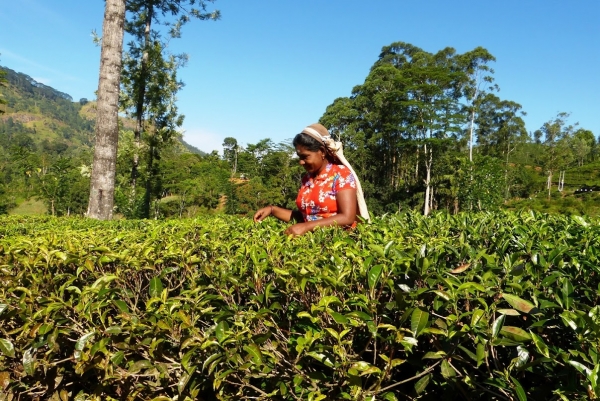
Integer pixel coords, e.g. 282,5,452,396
296,163,357,222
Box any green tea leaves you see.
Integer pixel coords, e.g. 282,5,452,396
411,309,429,337
501,293,536,313
0,339,15,358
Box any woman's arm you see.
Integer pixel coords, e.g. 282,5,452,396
284,189,357,236
254,205,303,223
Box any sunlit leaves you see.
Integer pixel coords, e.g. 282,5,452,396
501,293,535,313
411,308,429,337
149,276,163,298
0,339,15,358
2,211,600,399
491,314,505,338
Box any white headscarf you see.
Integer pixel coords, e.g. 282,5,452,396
300,124,371,222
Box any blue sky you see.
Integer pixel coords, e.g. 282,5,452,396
1,0,599,154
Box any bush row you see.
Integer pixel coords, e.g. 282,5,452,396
1,211,600,400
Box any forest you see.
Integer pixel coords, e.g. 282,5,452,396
1,41,599,219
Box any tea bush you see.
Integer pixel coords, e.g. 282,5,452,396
1,211,600,400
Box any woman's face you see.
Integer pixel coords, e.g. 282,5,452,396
296,145,326,175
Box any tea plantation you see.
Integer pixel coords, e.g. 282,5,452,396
1,211,599,400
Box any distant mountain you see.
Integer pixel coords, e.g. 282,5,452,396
0,65,206,156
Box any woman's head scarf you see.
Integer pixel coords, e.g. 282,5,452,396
300,123,370,222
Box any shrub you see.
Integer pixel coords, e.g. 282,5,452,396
1,212,600,400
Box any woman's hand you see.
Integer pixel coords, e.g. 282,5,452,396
284,222,310,237
253,206,272,222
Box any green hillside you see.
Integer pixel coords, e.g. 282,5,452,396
0,65,205,156
0,66,95,153
0,65,213,216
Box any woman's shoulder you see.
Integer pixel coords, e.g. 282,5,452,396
331,163,354,177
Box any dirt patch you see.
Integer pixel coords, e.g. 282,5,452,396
1,113,41,124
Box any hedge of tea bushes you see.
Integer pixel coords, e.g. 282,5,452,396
1,211,600,400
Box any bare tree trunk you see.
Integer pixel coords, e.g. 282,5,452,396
87,0,126,220
558,171,565,192
415,146,419,181
429,186,434,212
423,143,432,216
468,106,476,163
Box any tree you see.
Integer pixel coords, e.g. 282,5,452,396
38,157,89,216
475,94,527,159
571,128,595,165
121,0,219,217
87,0,126,220
540,112,575,198
321,42,473,215
456,155,504,211
0,57,7,115
222,136,239,176
457,47,497,162
474,94,528,198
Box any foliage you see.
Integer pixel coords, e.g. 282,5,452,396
223,139,303,215
456,155,505,212
2,36,600,218
2,211,600,399
505,191,600,217
0,66,94,144
0,63,7,114
119,0,220,218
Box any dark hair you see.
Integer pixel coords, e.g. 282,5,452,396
293,133,339,163
292,132,323,152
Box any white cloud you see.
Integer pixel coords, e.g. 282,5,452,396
181,128,224,155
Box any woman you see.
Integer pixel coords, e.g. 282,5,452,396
253,123,369,236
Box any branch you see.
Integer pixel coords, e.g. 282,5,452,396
372,360,442,394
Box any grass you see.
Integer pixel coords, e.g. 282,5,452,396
9,198,47,215
504,190,600,217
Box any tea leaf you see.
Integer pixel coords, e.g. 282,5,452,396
23,348,35,376
530,331,550,358
149,277,163,298
0,338,15,358
450,263,471,274
501,293,535,313
510,376,527,401
500,326,532,342
414,374,431,394
492,314,505,338
441,359,456,378
368,264,383,293
411,308,429,337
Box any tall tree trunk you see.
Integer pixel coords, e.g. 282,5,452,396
87,0,126,220
468,106,476,163
505,141,511,199
467,76,481,164
415,146,419,181
423,143,432,216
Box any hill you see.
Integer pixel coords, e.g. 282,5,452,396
0,65,206,156
0,64,214,216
